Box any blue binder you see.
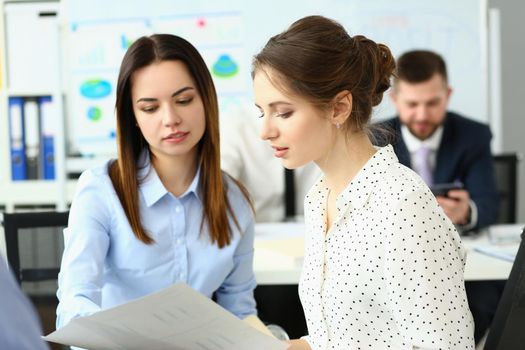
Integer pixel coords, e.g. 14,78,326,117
23,98,40,180
8,97,27,180
38,96,55,180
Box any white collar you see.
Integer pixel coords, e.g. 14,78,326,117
401,124,443,153
137,149,202,207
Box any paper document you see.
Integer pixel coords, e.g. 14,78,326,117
488,224,524,243
473,243,520,262
243,315,275,338
44,283,288,350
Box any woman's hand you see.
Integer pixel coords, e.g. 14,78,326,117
286,339,312,350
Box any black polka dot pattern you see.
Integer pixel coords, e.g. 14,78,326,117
299,145,475,349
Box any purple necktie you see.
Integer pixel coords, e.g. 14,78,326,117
416,146,433,186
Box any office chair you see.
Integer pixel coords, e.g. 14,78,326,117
492,153,520,224
2,211,69,285
255,285,307,339
483,226,525,349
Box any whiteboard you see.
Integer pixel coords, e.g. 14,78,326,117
63,0,487,156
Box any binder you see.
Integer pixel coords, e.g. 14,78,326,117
23,98,40,179
8,97,27,180
38,96,56,180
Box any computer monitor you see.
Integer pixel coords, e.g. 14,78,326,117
484,226,525,349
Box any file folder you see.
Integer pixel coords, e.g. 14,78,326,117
23,98,40,179
38,96,56,179
8,97,26,180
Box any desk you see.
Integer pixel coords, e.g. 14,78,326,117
462,234,515,281
253,222,304,285
253,223,523,285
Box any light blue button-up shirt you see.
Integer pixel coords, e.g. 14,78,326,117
56,152,257,329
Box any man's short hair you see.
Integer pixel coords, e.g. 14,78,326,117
395,50,448,85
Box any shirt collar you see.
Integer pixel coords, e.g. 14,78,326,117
310,145,398,212
338,145,398,210
401,124,443,153
137,150,202,207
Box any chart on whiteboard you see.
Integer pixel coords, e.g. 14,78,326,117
66,1,247,156
64,0,486,157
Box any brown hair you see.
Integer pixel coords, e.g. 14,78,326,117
395,50,448,85
252,15,395,133
109,34,251,247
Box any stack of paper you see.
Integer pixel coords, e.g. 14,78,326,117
44,283,288,350
488,224,524,244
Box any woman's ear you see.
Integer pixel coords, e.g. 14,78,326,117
332,90,352,126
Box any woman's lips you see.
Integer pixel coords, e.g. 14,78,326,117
163,131,189,143
273,146,289,158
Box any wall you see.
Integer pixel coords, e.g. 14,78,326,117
489,0,525,222
1,0,523,221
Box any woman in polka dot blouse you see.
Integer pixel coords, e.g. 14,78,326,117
252,15,474,350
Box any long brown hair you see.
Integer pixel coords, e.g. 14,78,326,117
109,34,250,247
252,15,395,134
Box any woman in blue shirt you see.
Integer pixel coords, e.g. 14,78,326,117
56,34,257,329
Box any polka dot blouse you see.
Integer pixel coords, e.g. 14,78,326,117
299,145,474,349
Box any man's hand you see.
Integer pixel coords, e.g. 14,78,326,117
436,189,471,225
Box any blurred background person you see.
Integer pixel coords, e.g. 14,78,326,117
0,258,49,350
221,103,321,222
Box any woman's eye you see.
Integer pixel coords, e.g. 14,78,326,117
276,111,293,119
142,106,158,113
177,97,193,105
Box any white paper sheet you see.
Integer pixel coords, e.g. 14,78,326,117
488,224,525,243
473,243,520,262
44,283,289,350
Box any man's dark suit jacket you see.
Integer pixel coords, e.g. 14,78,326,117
378,112,499,230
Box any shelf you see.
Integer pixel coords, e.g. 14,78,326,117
66,156,113,174
0,180,77,209
4,90,57,97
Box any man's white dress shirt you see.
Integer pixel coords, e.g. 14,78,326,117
220,103,321,222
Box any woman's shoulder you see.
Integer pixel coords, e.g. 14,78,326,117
69,160,119,225
76,159,116,192
379,162,432,203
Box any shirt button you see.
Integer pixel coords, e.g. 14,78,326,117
175,206,182,213
176,238,183,245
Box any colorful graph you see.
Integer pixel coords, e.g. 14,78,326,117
121,34,134,50
87,106,102,121
212,54,239,78
80,79,112,99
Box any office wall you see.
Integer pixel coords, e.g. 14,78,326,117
61,0,488,157
2,0,522,222
489,0,525,222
